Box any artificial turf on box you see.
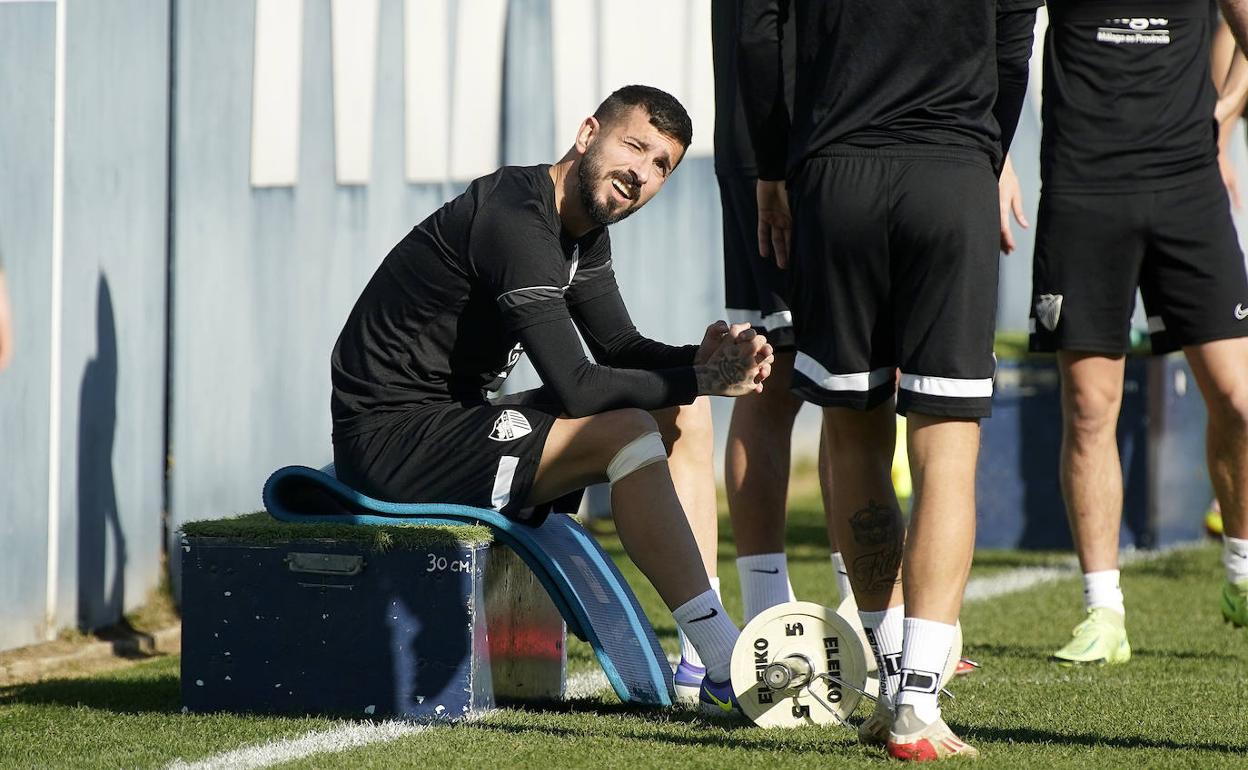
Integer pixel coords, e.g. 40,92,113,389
179,511,493,551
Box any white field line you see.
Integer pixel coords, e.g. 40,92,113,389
963,540,1204,602
165,721,430,770
168,542,1204,769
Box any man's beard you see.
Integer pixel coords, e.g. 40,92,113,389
576,145,640,226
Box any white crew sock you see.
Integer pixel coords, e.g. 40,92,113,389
831,552,853,604
737,552,796,622
895,617,957,723
859,605,904,708
1083,569,1125,615
678,577,720,667
1224,536,1248,584
672,588,740,683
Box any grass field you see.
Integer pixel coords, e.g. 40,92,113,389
1,486,1244,769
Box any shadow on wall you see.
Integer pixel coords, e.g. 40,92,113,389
78,274,127,631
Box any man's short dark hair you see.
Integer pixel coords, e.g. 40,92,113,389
593,85,693,150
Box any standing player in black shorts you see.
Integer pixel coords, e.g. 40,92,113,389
1030,0,1248,666
740,1,1037,759
710,0,848,653
331,86,774,713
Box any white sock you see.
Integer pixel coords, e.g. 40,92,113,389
1083,569,1125,615
672,588,740,682
1224,536,1248,584
896,617,957,723
859,605,904,707
678,577,720,667
737,552,796,623
831,552,853,604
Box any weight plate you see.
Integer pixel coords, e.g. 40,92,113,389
730,601,868,727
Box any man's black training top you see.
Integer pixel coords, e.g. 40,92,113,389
738,0,1041,180
1041,0,1219,193
331,165,698,439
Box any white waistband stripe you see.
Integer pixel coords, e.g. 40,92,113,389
899,373,993,399
794,354,892,392
725,308,793,330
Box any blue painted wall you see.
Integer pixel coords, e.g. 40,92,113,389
0,2,56,652
0,0,168,649
58,0,169,633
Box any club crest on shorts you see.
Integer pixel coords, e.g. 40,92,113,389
489,409,532,442
1035,293,1064,332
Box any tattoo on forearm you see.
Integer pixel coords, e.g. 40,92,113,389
849,499,904,592
696,348,750,393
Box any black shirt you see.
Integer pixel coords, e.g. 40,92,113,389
331,165,698,439
711,0,795,176
1041,0,1219,193
739,0,1028,180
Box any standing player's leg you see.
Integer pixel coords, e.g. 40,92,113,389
900,415,980,617
822,402,906,746
654,397,725,697
885,150,999,760
785,150,907,746
820,429,855,603
1184,339,1248,625
1142,170,1248,627
1030,189,1147,667
1050,352,1131,665
887,413,982,760
726,350,804,619
527,407,741,707
719,172,810,621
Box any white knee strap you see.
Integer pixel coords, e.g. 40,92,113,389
606,432,668,486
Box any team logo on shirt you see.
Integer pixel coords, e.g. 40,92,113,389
489,409,533,441
1035,294,1064,332
1097,18,1170,45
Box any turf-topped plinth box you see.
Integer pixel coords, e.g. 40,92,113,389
180,514,565,720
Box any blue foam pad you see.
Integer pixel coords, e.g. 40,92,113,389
262,465,674,707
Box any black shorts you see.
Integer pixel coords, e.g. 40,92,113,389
1030,167,1248,355
787,146,1000,418
332,392,559,524
719,172,795,350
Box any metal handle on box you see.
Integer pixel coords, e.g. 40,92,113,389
286,552,364,576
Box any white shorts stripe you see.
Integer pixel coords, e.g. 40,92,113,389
1147,316,1166,333
794,353,893,392
759,310,793,330
725,308,793,330
899,373,993,399
491,455,519,510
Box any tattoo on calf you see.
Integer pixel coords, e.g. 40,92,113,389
853,544,903,592
850,499,899,545
849,499,903,592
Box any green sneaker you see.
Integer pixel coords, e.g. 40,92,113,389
1221,580,1248,628
1050,607,1131,666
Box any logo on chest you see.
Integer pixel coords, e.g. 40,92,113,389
1097,17,1171,45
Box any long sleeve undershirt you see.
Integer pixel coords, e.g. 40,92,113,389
516,283,699,417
